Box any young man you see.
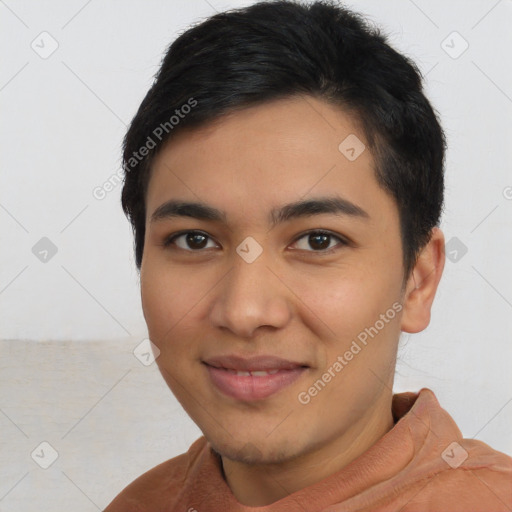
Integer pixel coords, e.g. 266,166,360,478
105,1,512,510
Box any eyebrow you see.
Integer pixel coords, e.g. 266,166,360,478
150,196,370,227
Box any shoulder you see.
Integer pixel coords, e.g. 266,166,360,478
103,436,208,512
390,388,512,510
414,438,512,511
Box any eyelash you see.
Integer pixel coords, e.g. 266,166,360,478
162,229,349,255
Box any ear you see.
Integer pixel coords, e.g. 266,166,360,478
400,227,445,333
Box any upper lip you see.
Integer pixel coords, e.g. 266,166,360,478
203,355,308,372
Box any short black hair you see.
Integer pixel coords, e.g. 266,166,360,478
121,0,446,282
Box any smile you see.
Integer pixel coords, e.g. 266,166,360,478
203,355,308,401
203,362,308,401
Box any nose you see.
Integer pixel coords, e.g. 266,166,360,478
209,250,292,338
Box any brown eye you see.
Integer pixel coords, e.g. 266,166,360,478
185,233,208,249
308,233,330,250
164,231,218,251
291,230,347,253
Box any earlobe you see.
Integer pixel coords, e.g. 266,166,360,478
400,227,446,334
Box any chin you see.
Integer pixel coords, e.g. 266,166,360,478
208,434,301,465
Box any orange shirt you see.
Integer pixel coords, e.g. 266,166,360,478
104,388,512,511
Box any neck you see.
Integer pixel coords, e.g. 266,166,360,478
220,392,395,506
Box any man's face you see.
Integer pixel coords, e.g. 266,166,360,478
141,95,408,464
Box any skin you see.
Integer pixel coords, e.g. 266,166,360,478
140,94,445,506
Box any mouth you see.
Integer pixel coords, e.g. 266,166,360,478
202,354,309,401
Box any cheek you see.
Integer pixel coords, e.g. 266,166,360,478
292,266,399,348
141,265,210,391
295,270,369,326
140,262,205,343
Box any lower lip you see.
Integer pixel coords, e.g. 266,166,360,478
204,364,308,401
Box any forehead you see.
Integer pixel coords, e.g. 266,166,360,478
146,95,397,227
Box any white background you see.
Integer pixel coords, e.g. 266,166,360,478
1,0,511,510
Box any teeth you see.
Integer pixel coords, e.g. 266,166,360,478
233,369,281,376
